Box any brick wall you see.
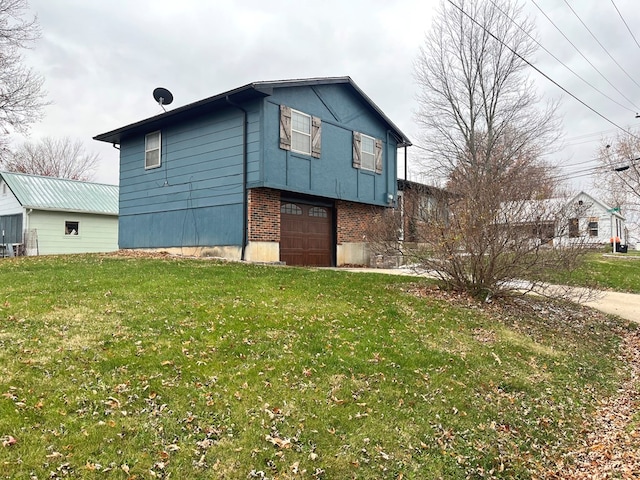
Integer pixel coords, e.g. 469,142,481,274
248,191,386,246
336,200,385,244
248,188,280,242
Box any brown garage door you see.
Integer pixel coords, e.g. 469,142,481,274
280,202,333,266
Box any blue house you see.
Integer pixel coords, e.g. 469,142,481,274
94,77,411,266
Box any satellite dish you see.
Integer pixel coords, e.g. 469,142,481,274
153,87,174,111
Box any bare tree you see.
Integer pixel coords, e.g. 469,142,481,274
0,0,48,156
593,133,640,246
401,0,588,299
595,133,640,215
3,136,100,180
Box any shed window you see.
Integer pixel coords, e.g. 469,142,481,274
65,221,79,236
145,131,161,169
588,219,598,237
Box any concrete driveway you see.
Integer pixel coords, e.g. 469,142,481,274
336,267,640,323
583,291,640,323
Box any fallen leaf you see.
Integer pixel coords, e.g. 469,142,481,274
265,434,292,449
2,435,17,447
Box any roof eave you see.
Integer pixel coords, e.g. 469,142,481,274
94,77,412,147
93,82,270,145
25,206,118,216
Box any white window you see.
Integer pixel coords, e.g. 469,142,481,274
279,105,321,158
145,131,161,169
352,131,382,173
291,110,311,155
360,134,376,171
65,221,79,236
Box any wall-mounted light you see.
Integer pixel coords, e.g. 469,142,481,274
386,193,394,205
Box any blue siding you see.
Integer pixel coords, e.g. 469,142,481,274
119,102,261,248
116,82,400,250
259,84,398,205
119,204,242,248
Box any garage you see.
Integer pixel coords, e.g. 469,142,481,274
280,201,333,266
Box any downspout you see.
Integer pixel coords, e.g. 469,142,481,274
26,209,33,255
386,130,396,206
404,145,408,180
225,95,248,260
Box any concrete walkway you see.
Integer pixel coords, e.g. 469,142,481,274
583,291,640,323
336,267,640,323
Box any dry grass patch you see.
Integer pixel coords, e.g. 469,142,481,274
41,306,123,351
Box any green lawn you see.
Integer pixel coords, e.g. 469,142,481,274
0,254,635,479
540,252,640,293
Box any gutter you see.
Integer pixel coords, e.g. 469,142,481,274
225,95,249,261
20,206,118,216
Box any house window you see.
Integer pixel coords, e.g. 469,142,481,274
568,218,579,238
279,105,321,158
588,219,598,237
352,131,383,173
533,221,554,241
281,203,302,215
397,191,405,241
309,207,327,218
145,131,161,169
418,196,436,221
361,134,376,171
291,110,311,155
65,221,79,236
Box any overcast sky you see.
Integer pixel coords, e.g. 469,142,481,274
18,0,640,192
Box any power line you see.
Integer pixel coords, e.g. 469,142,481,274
563,126,635,143
411,140,607,183
611,0,640,52
552,164,603,182
487,0,636,114
445,0,640,142
562,0,640,91
560,156,602,169
531,0,640,112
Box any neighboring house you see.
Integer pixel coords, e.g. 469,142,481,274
560,191,627,248
0,172,119,256
397,179,449,243
94,77,411,266
504,191,627,248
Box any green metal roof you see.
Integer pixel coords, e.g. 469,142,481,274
1,171,118,215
